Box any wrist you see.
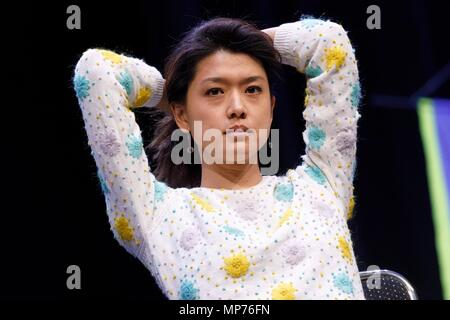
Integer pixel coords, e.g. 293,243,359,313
262,27,276,45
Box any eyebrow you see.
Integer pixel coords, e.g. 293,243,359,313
201,76,265,85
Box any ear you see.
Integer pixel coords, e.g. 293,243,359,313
171,103,190,132
270,95,276,118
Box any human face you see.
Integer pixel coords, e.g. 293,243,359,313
174,49,276,164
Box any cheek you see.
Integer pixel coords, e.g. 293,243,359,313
188,103,224,131
189,112,221,138
185,104,221,146
254,105,273,144
254,102,273,127
185,95,209,128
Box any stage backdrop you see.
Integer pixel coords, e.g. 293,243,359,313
418,98,450,300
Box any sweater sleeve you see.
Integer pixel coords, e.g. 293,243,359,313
73,48,169,260
273,19,361,217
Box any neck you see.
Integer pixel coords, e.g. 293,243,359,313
200,163,262,190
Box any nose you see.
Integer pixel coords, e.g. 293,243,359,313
226,90,247,119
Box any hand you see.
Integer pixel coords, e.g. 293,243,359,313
261,27,277,45
156,81,170,113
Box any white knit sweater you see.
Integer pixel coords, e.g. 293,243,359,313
73,18,363,300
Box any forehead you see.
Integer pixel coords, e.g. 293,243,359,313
194,50,267,83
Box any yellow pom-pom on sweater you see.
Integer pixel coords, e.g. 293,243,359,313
324,46,347,71
191,193,215,213
277,207,293,228
114,215,134,241
338,236,353,262
347,196,355,220
98,49,123,64
133,86,152,107
272,282,297,300
223,253,250,278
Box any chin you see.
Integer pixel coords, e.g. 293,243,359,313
222,142,259,165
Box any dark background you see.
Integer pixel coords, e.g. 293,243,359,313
5,0,449,300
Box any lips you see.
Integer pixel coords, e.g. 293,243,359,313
224,125,252,134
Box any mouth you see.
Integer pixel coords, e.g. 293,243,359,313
223,125,255,135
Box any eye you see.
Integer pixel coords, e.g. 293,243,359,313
205,88,224,96
246,86,262,94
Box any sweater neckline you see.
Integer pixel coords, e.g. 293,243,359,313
196,175,270,193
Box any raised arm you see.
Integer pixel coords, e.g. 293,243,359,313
73,49,170,259
265,19,361,218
